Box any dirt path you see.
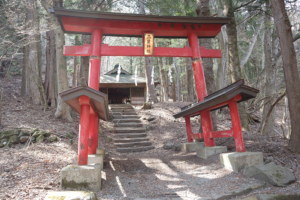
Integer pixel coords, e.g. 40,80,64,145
0,76,300,199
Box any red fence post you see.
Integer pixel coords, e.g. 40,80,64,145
78,95,90,165
188,32,215,146
88,28,102,155
229,101,245,152
184,116,193,142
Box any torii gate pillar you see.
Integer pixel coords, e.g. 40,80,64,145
88,29,102,156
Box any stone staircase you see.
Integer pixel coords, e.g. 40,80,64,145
110,104,155,153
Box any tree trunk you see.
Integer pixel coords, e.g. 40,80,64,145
171,66,176,102
72,35,79,87
21,47,27,96
174,57,180,102
139,0,158,103
27,0,41,105
54,0,72,121
197,0,218,131
261,1,275,135
216,26,228,90
240,17,264,70
41,1,57,107
223,0,249,131
185,40,194,102
157,57,168,102
80,35,91,80
271,0,300,153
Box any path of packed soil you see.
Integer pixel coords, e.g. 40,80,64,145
0,76,299,200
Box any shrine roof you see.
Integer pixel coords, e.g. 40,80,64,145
50,8,231,38
100,74,147,84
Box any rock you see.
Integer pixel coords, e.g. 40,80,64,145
29,128,39,136
20,136,29,143
36,135,45,143
0,139,8,148
9,135,19,144
243,162,296,187
147,117,155,122
44,132,51,137
32,131,44,138
142,102,152,109
256,194,300,200
49,136,57,142
45,191,97,200
18,131,30,137
163,142,174,150
66,132,74,139
0,130,20,140
172,144,182,152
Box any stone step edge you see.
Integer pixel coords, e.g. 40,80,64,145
113,137,150,142
114,141,152,147
113,133,148,138
116,146,155,153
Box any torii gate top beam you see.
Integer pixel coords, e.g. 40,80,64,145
50,8,230,38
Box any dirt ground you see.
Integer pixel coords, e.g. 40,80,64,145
0,76,299,200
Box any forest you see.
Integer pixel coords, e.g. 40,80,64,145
0,0,300,199
1,0,300,151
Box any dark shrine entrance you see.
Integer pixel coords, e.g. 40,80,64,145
108,88,130,104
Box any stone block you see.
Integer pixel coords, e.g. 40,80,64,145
196,146,227,159
96,148,105,157
181,142,204,153
220,152,263,172
256,194,300,200
61,165,101,192
45,191,97,200
74,154,103,169
243,162,296,186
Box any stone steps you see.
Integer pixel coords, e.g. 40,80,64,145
110,109,136,113
113,137,150,143
114,123,143,128
115,127,145,133
112,118,141,123
115,141,152,148
112,112,137,116
116,146,155,153
108,104,154,153
109,105,133,108
114,133,148,138
112,115,139,119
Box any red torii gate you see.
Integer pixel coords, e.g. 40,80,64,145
52,8,232,165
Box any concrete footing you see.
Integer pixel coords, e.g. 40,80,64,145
74,154,104,169
196,146,227,159
45,191,97,200
60,165,101,192
220,152,263,172
181,142,205,153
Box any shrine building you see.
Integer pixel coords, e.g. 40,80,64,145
100,64,159,105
